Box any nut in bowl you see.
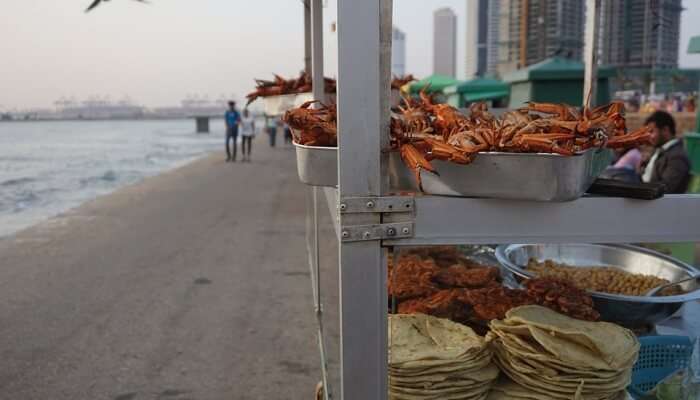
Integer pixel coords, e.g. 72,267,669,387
495,243,700,328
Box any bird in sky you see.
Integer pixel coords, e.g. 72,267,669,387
85,0,148,13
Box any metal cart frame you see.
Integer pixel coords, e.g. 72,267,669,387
303,1,700,399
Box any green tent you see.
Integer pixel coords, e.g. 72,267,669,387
408,74,460,94
503,57,614,108
444,77,510,108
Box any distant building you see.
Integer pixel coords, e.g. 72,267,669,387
55,96,144,120
599,0,682,69
433,8,458,78
466,0,501,78
392,27,407,76
497,0,585,77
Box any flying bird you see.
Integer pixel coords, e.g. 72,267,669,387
85,0,148,13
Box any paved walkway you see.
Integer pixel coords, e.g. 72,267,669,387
0,138,337,400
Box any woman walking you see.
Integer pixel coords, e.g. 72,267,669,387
240,109,256,162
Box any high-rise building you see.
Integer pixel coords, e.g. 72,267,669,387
599,0,682,69
392,27,407,77
496,0,585,76
466,0,501,78
433,8,458,77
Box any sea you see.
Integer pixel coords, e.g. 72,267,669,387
0,119,227,238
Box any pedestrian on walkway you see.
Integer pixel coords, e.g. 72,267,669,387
265,115,278,147
225,101,241,162
240,109,256,162
284,124,293,145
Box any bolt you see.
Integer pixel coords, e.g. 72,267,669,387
386,227,396,237
366,201,375,209
362,231,372,239
339,203,347,211
401,227,410,235
341,230,350,238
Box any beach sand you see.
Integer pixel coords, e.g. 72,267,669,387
0,138,339,400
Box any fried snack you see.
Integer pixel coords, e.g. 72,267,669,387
397,289,473,324
527,259,679,296
388,254,440,301
433,265,501,288
524,278,600,321
462,286,536,321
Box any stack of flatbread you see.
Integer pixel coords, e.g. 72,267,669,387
487,305,639,400
389,313,499,400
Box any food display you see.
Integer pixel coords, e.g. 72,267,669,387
391,74,417,91
487,305,640,400
282,101,337,146
245,71,337,105
527,259,680,296
390,94,651,189
389,250,600,334
389,313,499,400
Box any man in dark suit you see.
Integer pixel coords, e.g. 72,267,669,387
641,111,691,193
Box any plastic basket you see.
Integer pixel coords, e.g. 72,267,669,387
685,133,700,175
629,335,694,399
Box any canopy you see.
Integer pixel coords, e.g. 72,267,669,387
408,74,460,94
503,57,615,83
444,77,510,102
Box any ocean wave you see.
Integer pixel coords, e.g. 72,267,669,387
80,170,118,186
1,177,36,187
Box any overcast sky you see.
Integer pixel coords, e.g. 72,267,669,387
1,0,700,110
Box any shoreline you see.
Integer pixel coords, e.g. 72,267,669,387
0,136,323,398
0,150,220,241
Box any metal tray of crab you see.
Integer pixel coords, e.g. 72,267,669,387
388,148,612,201
388,97,648,201
283,101,339,187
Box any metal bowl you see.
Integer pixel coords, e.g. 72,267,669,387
294,143,337,187
495,244,700,328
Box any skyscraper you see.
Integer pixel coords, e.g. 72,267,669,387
466,0,501,79
392,27,407,77
599,0,682,69
497,0,585,76
433,8,458,78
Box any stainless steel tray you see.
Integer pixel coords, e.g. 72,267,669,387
495,243,700,328
388,148,613,201
294,143,337,187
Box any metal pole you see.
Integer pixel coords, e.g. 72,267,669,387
583,0,601,107
311,0,325,103
337,0,392,399
304,0,312,75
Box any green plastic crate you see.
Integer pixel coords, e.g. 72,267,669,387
685,133,700,175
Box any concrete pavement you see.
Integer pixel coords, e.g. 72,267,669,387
0,137,338,400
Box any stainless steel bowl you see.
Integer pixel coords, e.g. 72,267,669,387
495,244,700,328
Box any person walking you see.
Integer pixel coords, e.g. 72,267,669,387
284,124,293,145
265,115,278,147
240,109,256,162
225,101,241,162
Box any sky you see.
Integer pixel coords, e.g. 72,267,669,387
1,0,700,110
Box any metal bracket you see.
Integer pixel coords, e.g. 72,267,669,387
339,196,414,214
340,222,414,242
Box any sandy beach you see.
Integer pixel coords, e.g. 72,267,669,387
0,138,338,400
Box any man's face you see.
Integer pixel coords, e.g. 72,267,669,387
646,122,672,147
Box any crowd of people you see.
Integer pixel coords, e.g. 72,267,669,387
223,101,295,163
